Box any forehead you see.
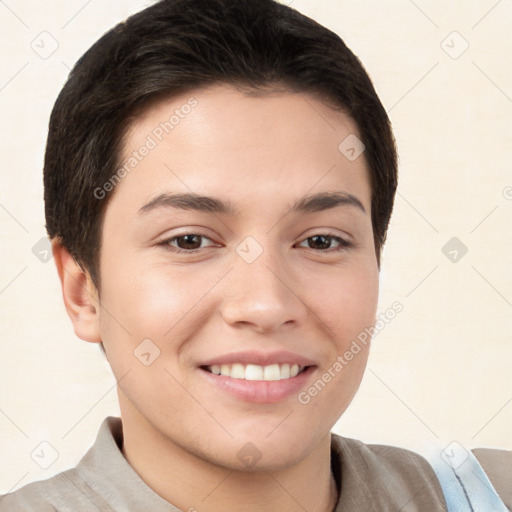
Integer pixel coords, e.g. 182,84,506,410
113,84,371,214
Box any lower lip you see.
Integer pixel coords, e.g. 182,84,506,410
199,366,316,403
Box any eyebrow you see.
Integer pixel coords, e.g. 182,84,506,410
138,190,366,216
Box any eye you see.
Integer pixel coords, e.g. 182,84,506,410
160,233,216,253
158,232,353,254
296,234,353,252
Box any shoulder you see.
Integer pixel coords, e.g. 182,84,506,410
0,478,52,512
331,433,448,511
0,416,123,512
1,473,58,511
0,467,95,512
332,432,443,481
471,446,512,507
331,435,512,511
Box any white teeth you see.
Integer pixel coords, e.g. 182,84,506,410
206,363,306,381
245,364,263,380
263,364,281,381
231,363,245,379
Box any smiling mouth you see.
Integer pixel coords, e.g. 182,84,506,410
201,363,310,381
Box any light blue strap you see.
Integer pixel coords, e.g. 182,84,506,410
427,442,509,512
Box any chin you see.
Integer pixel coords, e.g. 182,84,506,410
224,428,324,473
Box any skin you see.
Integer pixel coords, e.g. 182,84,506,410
53,84,379,512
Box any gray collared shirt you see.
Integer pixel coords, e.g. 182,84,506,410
0,416,508,511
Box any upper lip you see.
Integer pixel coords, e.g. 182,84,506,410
200,350,317,368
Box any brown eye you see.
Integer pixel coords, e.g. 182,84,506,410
174,234,203,250
297,234,353,252
307,235,333,250
160,233,216,253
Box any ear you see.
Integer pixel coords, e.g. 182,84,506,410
52,240,102,344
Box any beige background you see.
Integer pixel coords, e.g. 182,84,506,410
1,0,511,492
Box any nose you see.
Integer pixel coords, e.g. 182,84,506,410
220,248,308,334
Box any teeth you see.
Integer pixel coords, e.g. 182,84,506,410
206,363,306,381
245,364,263,381
231,363,245,379
263,364,281,381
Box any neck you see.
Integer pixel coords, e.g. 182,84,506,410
120,404,338,512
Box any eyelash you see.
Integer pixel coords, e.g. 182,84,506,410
158,232,354,254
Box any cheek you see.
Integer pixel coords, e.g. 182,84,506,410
98,255,224,344
97,260,206,397
310,263,379,342
301,266,377,420
102,268,182,339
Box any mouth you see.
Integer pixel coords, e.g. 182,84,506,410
201,363,309,381
197,350,317,403
198,361,316,403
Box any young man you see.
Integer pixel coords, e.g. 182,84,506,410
1,0,510,511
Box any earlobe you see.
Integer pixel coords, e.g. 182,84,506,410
51,240,102,344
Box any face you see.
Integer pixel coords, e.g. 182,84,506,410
96,84,379,471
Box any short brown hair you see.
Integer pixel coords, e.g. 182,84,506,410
44,0,398,290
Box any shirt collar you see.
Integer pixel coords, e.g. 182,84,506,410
77,416,438,511
77,416,181,511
